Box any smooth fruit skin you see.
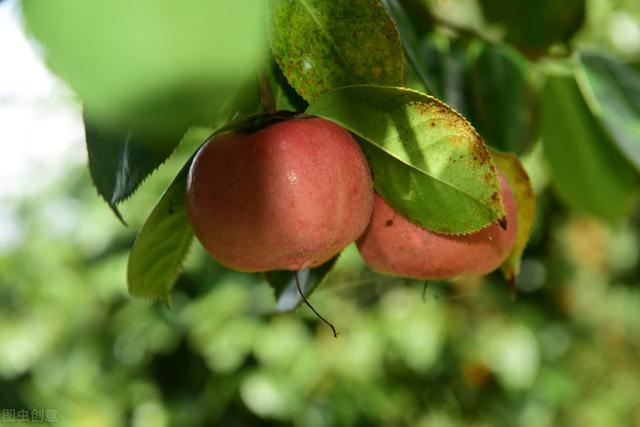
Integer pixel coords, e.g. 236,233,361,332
187,117,373,272
356,173,518,279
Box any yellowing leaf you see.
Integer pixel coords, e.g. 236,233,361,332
492,151,536,282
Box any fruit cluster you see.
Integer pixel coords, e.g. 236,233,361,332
187,117,517,280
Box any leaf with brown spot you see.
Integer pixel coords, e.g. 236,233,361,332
492,150,536,282
307,85,505,235
268,0,404,103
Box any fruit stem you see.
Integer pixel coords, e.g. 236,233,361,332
422,281,430,302
507,274,518,301
258,70,276,114
294,271,339,338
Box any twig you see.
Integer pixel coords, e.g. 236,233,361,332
507,274,518,301
427,11,571,60
427,12,498,45
258,70,276,114
295,271,339,337
422,281,430,302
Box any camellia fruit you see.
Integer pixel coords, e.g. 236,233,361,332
186,117,374,272
356,172,518,279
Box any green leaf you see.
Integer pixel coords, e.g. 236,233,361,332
467,43,539,155
84,115,185,222
478,0,585,51
268,0,404,102
578,52,640,172
266,60,308,112
381,0,435,94
264,256,339,313
220,74,265,124
127,159,194,301
307,85,504,234
541,69,637,223
492,151,536,282
418,35,470,116
22,0,267,129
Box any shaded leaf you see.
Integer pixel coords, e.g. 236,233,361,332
578,52,640,172
381,0,435,94
418,35,470,116
467,43,539,155
264,256,339,313
492,150,536,282
219,74,264,124
84,115,185,222
266,60,308,112
478,0,585,51
541,69,637,223
268,0,404,102
307,85,504,234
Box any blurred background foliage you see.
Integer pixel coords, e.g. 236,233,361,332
1,0,640,426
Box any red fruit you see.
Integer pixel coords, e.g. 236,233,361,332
186,117,374,272
356,172,518,279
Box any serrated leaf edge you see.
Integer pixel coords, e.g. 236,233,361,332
308,84,505,236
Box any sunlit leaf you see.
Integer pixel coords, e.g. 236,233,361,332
541,69,637,223
264,256,339,313
307,85,504,234
268,0,404,102
492,150,536,282
578,52,640,172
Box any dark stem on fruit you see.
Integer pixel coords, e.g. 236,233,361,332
498,216,508,231
258,70,276,114
422,281,430,302
294,271,339,338
507,274,518,301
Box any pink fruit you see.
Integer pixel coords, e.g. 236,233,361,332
186,117,374,272
357,172,518,279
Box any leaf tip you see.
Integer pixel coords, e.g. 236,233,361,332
498,216,508,231
109,203,128,226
